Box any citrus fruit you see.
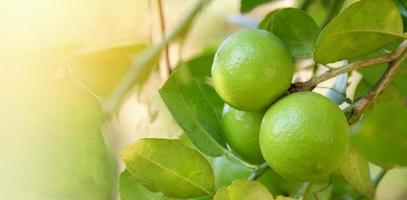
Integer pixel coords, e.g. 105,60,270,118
211,29,294,111
222,104,264,164
259,92,349,182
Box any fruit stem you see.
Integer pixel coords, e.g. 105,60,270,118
248,162,269,180
294,182,311,200
224,150,257,169
290,40,407,93
345,47,407,123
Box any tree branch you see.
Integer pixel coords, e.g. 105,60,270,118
345,49,407,123
248,162,269,180
157,0,172,77
290,41,407,93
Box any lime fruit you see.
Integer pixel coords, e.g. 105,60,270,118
211,29,294,111
259,92,349,182
222,104,264,164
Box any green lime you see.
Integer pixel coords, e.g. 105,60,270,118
212,29,294,111
259,92,349,182
222,104,264,164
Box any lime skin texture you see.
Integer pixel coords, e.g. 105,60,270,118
259,92,350,182
222,104,265,164
211,29,295,111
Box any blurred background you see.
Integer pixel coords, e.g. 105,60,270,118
0,0,406,199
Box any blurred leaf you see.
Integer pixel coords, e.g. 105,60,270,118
275,196,293,200
314,0,404,64
70,44,145,97
160,53,227,156
212,156,251,190
259,8,320,59
356,62,407,98
351,91,407,167
121,139,214,198
0,59,114,199
325,73,348,105
119,170,175,200
240,0,274,13
213,179,274,200
258,169,302,196
339,148,374,196
375,168,407,200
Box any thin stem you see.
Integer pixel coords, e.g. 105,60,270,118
373,169,387,188
223,150,257,169
156,0,171,77
248,162,269,180
346,48,407,123
295,182,311,200
290,41,407,93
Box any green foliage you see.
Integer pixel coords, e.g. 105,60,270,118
315,0,404,64
259,8,320,59
121,139,215,198
351,91,407,167
119,0,407,199
240,0,274,13
339,148,374,196
213,179,274,200
160,53,227,156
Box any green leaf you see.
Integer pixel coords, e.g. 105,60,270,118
339,148,374,196
71,44,145,97
314,0,404,64
351,92,407,167
213,179,274,200
121,139,214,198
240,0,274,13
259,8,320,59
119,170,175,200
160,53,227,156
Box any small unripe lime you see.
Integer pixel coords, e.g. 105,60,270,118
222,104,264,164
211,29,294,111
259,92,349,182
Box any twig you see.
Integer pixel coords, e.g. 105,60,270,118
248,162,269,180
290,41,407,93
157,0,171,77
345,48,407,123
